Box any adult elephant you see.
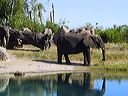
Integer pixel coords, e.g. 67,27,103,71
0,26,10,48
7,28,24,49
53,26,106,66
19,30,52,50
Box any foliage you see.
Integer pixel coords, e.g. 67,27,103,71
0,0,61,33
44,21,60,33
95,24,128,43
0,0,128,42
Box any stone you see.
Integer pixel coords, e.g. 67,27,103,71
0,47,8,61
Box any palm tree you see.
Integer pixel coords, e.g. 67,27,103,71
37,3,44,25
10,0,15,20
52,3,54,23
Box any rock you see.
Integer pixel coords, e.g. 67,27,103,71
0,47,8,61
14,71,25,77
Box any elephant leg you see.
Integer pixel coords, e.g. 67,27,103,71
1,37,6,48
86,48,90,66
83,48,90,66
0,38,2,46
58,53,62,64
5,35,9,48
48,41,51,49
83,52,87,66
64,54,71,64
57,48,62,64
3,37,7,48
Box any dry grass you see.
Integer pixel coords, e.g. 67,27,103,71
7,43,128,72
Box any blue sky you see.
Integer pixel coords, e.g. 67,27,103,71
37,0,128,29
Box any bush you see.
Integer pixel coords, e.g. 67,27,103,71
44,21,60,34
96,25,128,43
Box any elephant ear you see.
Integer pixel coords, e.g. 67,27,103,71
83,34,99,48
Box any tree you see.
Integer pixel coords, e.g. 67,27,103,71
37,3,44,25
10,0,15,20
0,0,10,25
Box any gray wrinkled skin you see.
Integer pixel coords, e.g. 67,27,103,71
53,26,105,66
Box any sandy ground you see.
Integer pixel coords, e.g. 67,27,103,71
0,55,89,75
0,45,90,76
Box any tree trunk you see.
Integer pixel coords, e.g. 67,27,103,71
10,0,15,19
52,3,54,23
50,11,52,22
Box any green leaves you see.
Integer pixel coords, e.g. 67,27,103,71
96,25,128,43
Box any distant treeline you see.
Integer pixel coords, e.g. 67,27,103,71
0,0,59,33
95,25,128,43
0,0,128,43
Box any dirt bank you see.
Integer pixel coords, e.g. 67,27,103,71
0,55,89,75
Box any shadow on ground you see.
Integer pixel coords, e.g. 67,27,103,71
8,48,41,52
34,60,85,66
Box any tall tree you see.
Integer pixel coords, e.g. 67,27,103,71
50,11,52,22
24,0,29,17
37,3,44,25
52,3,54,23
10,0,15,20
0,0,10,25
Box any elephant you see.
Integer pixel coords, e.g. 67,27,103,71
69,27,85,33
43,28,53,50
69,26,95,34
18,30,52,50
0,26,10,48
7,28,24,49
53,26,106,66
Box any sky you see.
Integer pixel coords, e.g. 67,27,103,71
37,0,128,29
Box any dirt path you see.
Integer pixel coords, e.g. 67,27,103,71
0,60,74,73
0,55,90,75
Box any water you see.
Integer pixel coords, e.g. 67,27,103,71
0,72,128,96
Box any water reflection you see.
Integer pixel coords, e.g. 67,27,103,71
57,73,105,96
0,76,9,95
0,72,128,96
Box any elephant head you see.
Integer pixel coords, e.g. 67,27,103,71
18,30,52,50
43,28,53,50
36,33,51,50
83,33,106,61
7,29,24,49
0,26,10,48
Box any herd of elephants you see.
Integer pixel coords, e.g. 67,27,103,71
0,25,106,66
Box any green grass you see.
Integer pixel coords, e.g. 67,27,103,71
7,43,128,72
